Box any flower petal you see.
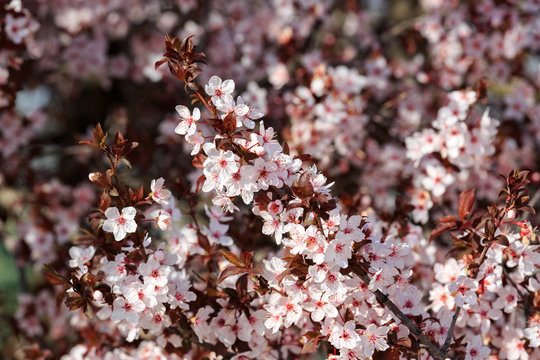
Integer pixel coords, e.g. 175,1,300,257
122,206,137,219
192,107,201,120
175,105,190,119
104,207,120,220
221,79,235,94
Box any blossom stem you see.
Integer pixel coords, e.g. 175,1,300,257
106,153,126,206
350,263,447,360
441,306,461,353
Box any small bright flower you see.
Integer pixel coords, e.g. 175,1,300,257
205,75,235,110
139,258,170,288
168,277,196,310
92,290,103,302
324,233,353,268
150,177,171,205
102,207,137,241
493,286,518,313
68,246,96,270
175,106,200,136
448,275,479,307
257,124,282,156
464,336,491,360
524,325,540,348
330,320,360,349
363,324,390,352
153,210,172,231
304,289,338,322
5,13,38,45
186,131,204,155
204,219,233,246
111,288,146,324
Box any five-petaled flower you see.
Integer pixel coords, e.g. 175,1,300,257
205,75,235,110
102,206,137,241
150,177,172,205
175,106,200,136
448,275,479,307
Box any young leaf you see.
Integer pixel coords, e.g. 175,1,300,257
219,250,245,268
430,221,457,243
218,266,246,283
301,337,319,354
459,189,475,221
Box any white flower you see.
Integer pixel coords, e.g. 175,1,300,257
139,258,170,288
186,132,204,155
492,286,518,313
204,219,233,246
422,163,454,198
369,266,398,293
175,106,200,136
330,320,360,349
256,124,282,156
363,324,390,353
304,289,338,322
5,13,38,45
393,285,423,316
448,275,478,307
150,177,171,205
68,246,96,271
102,207,137,241
464,335,491,360
111,288,146,324
202,142,240,189
152,210,172,231
205,75,235,110
324,233,353,268
524,325,540,348
429,284,455,312
168,275,196,310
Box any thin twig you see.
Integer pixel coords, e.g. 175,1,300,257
350,264,447,360
441,306,461,353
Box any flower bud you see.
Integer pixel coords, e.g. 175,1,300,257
92,290,103,302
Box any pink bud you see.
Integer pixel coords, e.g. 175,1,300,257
92,290,103,301
507,209,517,219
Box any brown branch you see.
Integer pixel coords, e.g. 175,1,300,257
441,306,461,353
106,152,126,207
350,264,447,360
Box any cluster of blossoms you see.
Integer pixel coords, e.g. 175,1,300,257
405,91,499,223
145,38,540,358
61,341,185,360
70,242,195,343
428,222,540,360
2,0,540,359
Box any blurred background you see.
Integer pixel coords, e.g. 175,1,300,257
2,0,540,358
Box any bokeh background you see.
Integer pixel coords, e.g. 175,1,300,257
2,0,540,358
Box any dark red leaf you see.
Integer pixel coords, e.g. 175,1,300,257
195,174,206,193
459,189,475,221
301,337,319,354
43,268,66,286
437,215,458,224
192,153,206,169
88,172,111,190
430,221,457,243
241,251,253,266
218,266,246,283
219,250,245,268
